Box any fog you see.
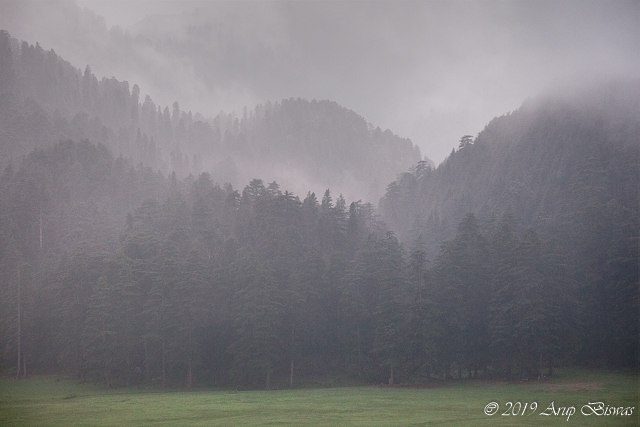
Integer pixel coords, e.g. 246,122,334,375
1,0,638,164
0,0,638,396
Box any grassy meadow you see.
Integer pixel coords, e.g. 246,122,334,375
1,369,637,426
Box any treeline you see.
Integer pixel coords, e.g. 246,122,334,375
0,30,636,388
0,30,422,201
1,140,631,390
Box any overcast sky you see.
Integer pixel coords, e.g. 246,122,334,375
1,0,638,164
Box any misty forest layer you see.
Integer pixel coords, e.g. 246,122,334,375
0,31,421,202
0,29,638,388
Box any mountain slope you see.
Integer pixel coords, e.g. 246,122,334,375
380,79,639,254
0,30,422,202
380,79,639,369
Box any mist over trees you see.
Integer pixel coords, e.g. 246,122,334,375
0,30,422,202
380,80,639,371
0,27,637,389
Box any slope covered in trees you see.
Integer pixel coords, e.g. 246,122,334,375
1,128,635,389
0,28,636,388
0,29,422,202
381,80,638,253
380,79,639,371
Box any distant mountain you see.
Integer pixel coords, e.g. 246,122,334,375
0,30,423,202
380,78,639,255
229,98,422,202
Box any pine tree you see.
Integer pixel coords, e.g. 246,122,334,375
433,213,489,379
371,232,406,385
404,235,437,380
228,252,283,388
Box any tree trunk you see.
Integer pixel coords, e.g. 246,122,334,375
77,340,86,383
289,326,294,387
539,352,544,379
15,266,21,380
186,328,193,389
356,324,362,378
289,358,294,388
161,334,166,387
144,339,150,382
187,354,192,389
39,207,43,249
125,351,131,387
266,366,271,390
161,293,167,387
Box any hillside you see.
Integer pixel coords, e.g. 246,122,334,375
0,29,422,202
380,79,639,254
1,77,637,389
0,25,637,388
380,79,639,369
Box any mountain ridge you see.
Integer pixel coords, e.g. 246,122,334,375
380,78,639,252
0,29,425,202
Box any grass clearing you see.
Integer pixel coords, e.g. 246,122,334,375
1,370,637,426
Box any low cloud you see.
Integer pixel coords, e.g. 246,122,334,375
1,0,638,164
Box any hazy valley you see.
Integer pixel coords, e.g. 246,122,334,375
0,2,637,393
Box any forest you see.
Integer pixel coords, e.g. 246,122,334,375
0,29,638,389
0,30,421,202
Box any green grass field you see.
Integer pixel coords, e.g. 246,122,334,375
1,370,637,426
